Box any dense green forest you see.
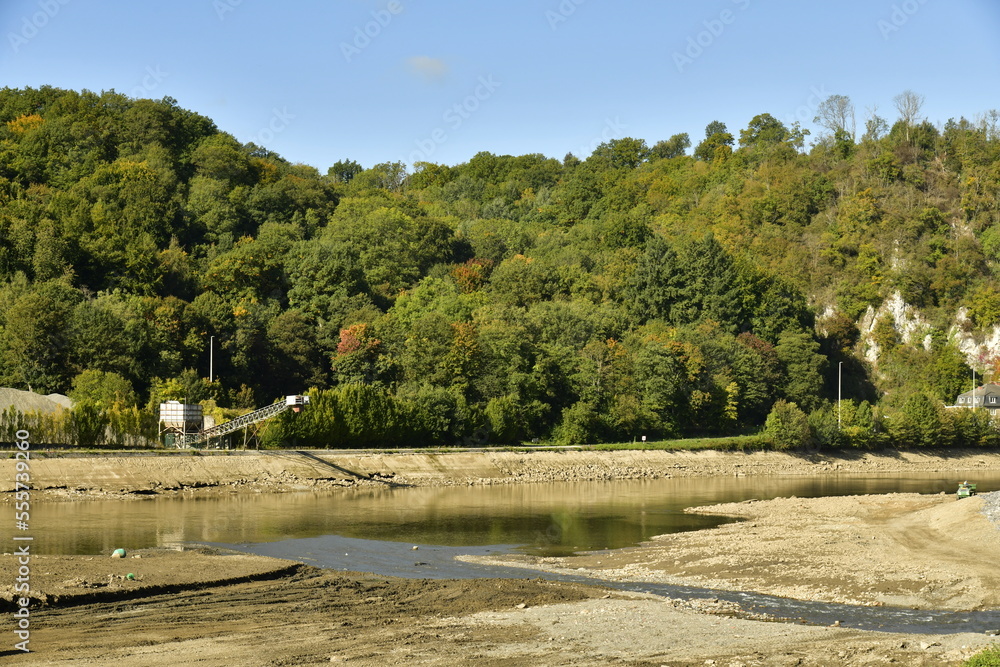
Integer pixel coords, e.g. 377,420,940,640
1,85,999,448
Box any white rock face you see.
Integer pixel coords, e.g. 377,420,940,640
948,307,1000,368
848,295,1000,374
858,291,932,364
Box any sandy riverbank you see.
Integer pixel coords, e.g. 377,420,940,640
468,493,1000,612
3,450,1000,664
1,535,996,666
4,447,1000,499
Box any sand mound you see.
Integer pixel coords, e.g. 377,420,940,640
45,393,74,410
0,387,73,414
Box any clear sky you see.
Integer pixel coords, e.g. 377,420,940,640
2,0,998,173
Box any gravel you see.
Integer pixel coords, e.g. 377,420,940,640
980,491,1000,529
0,387,72,415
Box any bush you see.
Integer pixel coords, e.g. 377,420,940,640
965,645,1000,667
554,401,602,445
808,403,844,448
763,400,811,450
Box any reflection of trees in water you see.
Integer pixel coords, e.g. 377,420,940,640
32,473,1000,555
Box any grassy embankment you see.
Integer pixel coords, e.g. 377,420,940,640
588,434,772,452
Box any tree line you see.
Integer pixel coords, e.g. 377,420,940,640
1,86,999,448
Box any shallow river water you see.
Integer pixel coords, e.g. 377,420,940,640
33,471,1000,556
32,471,1000,634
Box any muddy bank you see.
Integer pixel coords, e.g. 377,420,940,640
4,448,1000,498
0,548,300,609
4,550,995,666
2,479,999,664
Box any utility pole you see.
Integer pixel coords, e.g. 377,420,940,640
838,361,843,430
973,367,976,411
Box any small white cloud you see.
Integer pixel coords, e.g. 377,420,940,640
406,56,449,83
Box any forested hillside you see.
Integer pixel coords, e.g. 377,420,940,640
1,86,999,448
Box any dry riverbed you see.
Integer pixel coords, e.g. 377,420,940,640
1,536,996,666
471,493,1000,611
2,449,1000,665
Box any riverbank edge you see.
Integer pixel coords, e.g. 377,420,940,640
3,447,999,497
0,550,307,611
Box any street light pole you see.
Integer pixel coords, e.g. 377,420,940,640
209,335,214,384
838,361,843,430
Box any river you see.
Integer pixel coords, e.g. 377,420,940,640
33,471,1000,557
31,471,1000,633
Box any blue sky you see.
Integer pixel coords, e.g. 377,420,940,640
2,0,998,172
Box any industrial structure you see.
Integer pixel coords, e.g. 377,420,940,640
158,395,310,449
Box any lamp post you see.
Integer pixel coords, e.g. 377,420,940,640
838,361,843,430
209,335,214,384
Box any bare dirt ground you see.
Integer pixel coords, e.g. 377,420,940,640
3,451,1000,665
0,549,993,666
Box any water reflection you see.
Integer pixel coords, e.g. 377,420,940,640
30,472,1000,556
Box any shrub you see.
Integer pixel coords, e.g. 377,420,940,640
763,400,811,450
965,644,1000,667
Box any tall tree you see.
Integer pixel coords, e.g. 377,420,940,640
774,330,828,412
0,280,81,392
739,113,791,148
893,90,925,142
694,121,734,161
814,94,856,139
629,235,685,324
862,106,890,142
590,137,650,169
327,159,363,183
651,133,691,160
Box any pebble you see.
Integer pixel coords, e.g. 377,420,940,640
980,491,1000,529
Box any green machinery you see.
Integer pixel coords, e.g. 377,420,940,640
957,481,977,499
